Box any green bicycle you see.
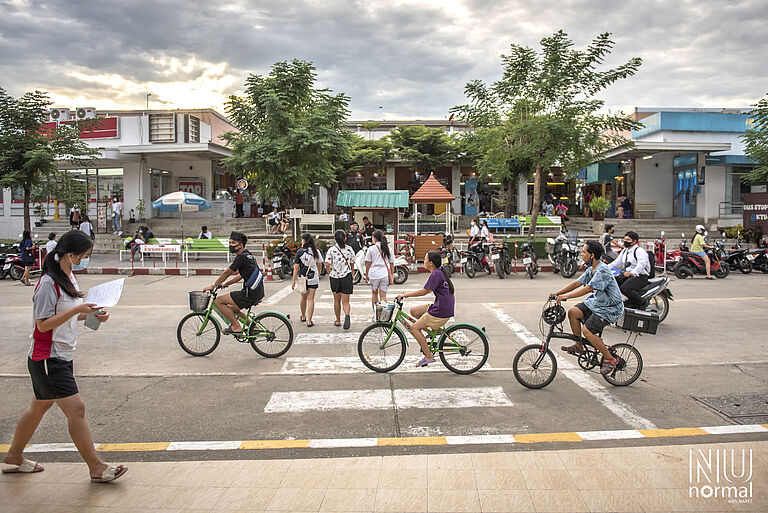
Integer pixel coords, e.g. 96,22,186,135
358,298,489,374
177,286,293,357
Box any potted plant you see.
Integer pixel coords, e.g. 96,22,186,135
135,199,146,222
34,204,46,227
588,196,610,221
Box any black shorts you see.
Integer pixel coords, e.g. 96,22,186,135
307,283,318,290
269,218,279,226
575,302,609,336
230,289,262,310
330,274,353,295
28,357,78,400
21,254,35,266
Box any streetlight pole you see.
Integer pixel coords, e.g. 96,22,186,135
146,93,151,109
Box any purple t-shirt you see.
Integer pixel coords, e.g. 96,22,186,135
424,269,454,318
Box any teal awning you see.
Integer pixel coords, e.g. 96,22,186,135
586,162,621,184
337,190,409,209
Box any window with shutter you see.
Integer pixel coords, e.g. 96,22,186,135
149,114,176,143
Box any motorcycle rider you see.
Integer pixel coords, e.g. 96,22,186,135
608,231,651,309
346,222,365,255
690,224,715,279
468,220,490,273
599,224,622,260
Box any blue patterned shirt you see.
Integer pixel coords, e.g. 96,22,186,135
577,262,624,323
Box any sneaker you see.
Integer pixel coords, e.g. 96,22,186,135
600,358,619,375
343,314,350,330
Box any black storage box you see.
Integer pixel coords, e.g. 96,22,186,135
617,308,659,335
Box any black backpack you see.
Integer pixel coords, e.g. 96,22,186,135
632,246,655,279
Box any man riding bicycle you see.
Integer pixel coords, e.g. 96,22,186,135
607,230,651,309
551,240,624,375
203,231,265,335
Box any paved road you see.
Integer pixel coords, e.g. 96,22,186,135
1,269,767,460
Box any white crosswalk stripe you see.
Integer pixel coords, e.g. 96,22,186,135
263,386,513,413
294,333,361,345
277,356,496,374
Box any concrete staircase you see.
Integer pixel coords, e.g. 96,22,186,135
567,216,706,240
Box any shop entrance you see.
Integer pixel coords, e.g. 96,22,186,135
674,169,697,217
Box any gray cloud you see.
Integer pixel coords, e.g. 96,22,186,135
1,0,766,117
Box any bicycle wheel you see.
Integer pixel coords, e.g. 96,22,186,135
438,324,489,374
358,323,406,372
602,343,643,386
513,344,557,389
177,312,220,356
249,312,294,358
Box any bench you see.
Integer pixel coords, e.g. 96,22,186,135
119,237,163,261
299,213,336,233
635,202,656,219
182,238,231,262
518,215,562,233
480,218,521,233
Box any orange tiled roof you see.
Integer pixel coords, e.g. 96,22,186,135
410,174,455,203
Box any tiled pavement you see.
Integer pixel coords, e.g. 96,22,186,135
2,440,765,512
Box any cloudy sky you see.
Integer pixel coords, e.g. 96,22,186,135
1,0,766,120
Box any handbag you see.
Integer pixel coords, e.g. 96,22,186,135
297,278,307,294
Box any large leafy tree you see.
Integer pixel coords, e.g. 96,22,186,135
742,94,768,184
223,60,353,208
452,31,642,234
389,125,458,174
0,87,100,231
328,135,393,211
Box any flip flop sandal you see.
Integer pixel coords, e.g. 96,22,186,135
600,358,620,375
306,322,315,328
2,458,43,473
300,316,307,322
334,321,342,327
561,344,584,356
416,357,436,367
91,465,128,483
222,327,243,335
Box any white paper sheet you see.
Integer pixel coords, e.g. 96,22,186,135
85,278,125,308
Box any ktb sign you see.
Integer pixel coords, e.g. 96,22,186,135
179,181,204,196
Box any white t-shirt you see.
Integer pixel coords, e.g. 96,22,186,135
198,231,213,239
79,221,93,236
45,240,57,254
365,242,395,280
481,226,491,239
112,201,122,215
29,274,82,361
325,244,356,279
469,224,480,237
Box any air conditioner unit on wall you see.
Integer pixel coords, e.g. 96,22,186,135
75,107,96,119
49,108,71,121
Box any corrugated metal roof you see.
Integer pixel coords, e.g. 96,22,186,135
337,190,409,209
410,174,455,203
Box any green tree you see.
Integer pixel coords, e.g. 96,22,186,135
389,125,458,174
742,94,768,184
222,60,353,208
329,135,392,211
0,87,100,231
452,31,642,234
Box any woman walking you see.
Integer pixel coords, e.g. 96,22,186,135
325,229,356,329
365,230,394,321
2,230,127,482
292,233,321,327
20,230,35,286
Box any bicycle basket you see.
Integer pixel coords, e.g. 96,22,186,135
189,291,211,312
375,302,395,323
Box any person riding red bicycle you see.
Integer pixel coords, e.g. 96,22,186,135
550,241,624,375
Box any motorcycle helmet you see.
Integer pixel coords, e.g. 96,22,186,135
695,224,706,234
542,303,566,326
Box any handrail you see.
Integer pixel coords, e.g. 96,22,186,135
718,201,743,216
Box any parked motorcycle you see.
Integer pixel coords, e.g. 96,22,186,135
433,234,455,278
352,242,409,285
461,240,491,278
723,231,753,274
0,242,21,280
546,229,579,278
271,237,295,280
746,247,768,274
672,233,729,279
490,242,512,279
518,240,539,279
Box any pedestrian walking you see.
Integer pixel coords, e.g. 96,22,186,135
292,233,321,327
325,229,356,329
2,230,127,482
79,216,94,240
69,206,80,230
20,230,35,286
365,230,395,321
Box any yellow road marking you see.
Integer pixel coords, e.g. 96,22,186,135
240,440,310,450
97,442,170,452
515,432,583,443
378,436,447,446
0,444,10,452
639,428,708,438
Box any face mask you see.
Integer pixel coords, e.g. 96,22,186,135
471,222,476,226
72,257,90,271
623,241,633,248
229,245,239,253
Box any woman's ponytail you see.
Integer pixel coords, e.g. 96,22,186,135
42,230,93,298
373,230,390,259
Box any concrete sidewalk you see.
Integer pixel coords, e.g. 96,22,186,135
3,440,765,512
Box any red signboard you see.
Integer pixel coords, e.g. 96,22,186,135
60,117,119,139
179,181,204,196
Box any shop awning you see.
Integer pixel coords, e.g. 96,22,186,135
603,141,731,161
337,190,409,209
586,162,621,184
410,173,455,204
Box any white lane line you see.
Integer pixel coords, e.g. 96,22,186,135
262,284,294,305
576,429,644,441
305,315,376,324
308,438,378,448
167,440,242,451
312,301,429,309
279,356,495,374
295,333,362,344
701,425,768,435
446,434,516,445
485,303,657,430
263,386,513,413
